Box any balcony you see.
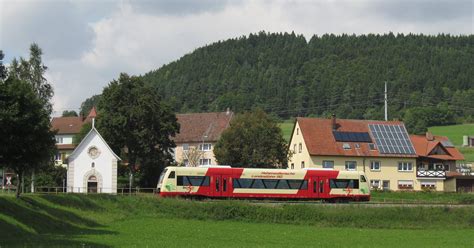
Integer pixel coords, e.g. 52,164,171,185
416,170,446,178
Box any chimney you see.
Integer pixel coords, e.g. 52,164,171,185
426,132,434,141
332,114,337,131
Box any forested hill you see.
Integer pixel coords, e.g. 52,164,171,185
141,32,473,124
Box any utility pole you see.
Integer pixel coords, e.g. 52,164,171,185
384,81,388,121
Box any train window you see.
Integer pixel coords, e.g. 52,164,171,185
177,176,210,186
287,180,302,189
216,178,219,192
329,179,359,189
301,180,308,190
168,171,175,179
202,176,210,186
223,178,227,192
276,180,290,189
313,181,317,193
320,180,324,193
233,179,252,188
263,180,278,189
251,179,266,189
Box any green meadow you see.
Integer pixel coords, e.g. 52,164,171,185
0,194,473,247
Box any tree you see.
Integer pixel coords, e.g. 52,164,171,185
214,108,289,168
80,94,101,116
97,73,179,188
0,78,56,197
62,110,78,117
73,122,92,145
0,50,6,80
9,43,53,114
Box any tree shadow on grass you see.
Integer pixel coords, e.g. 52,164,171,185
38,194,107,211
0,197,116,247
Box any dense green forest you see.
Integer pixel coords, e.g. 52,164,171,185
83,32,474,133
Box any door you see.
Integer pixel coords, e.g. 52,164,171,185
311,177,328,199
213,175,232,197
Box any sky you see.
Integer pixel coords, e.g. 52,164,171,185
1,0,472,116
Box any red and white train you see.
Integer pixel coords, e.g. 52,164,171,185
157,166,370,202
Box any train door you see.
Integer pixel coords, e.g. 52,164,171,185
311,176,329,199
212,175,232,198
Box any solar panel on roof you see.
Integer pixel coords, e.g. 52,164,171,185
332,131,372,143
368,124,416,155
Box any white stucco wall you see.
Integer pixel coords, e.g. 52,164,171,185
67,130,118,193
56,134,74,144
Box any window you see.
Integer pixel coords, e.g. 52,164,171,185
199,143,212,151
398,162,413,172
183,159,189,167
299,143,302,153
329,179,359,189
370,180,380,189
291,163,294,169
369,143,376,150
301,161,305,169
297,128,299,135
177,176,210,186
182,144,189,151
168,171,175,178
293,144,297,153
199,159,211,165
398,180,413,190
370,161,381,171
345,161,357,171
382,180,390,191
342,143,351,149
421,181,436,190
355,143,360,149
55,153,61,161
55,137,63,144
322,160,334,169
233,179,308,190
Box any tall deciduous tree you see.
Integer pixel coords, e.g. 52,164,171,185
97,73,179,188
0,78,56,197
9,44,53,114
62,110,78,117
214,109,289,168
80,94,101,116
0,50,6,80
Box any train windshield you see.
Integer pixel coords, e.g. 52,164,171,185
157,168,168,188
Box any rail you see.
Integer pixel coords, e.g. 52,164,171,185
416,170,446,178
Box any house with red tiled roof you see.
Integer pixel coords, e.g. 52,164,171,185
173,111,233,166
411,133,472,192
289,115,452,191
51,107,97,166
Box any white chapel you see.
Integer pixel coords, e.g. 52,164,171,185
67,121,120,194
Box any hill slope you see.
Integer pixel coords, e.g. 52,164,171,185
142,32,473,121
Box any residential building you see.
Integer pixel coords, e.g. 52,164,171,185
173,111,233,166
411,133,473,192
289,116,423,191
51,107,97,166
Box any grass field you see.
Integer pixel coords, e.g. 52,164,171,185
428,124,474,146
429,124,474,162
0,194,473,247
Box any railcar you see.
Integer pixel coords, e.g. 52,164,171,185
157,166,370,202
